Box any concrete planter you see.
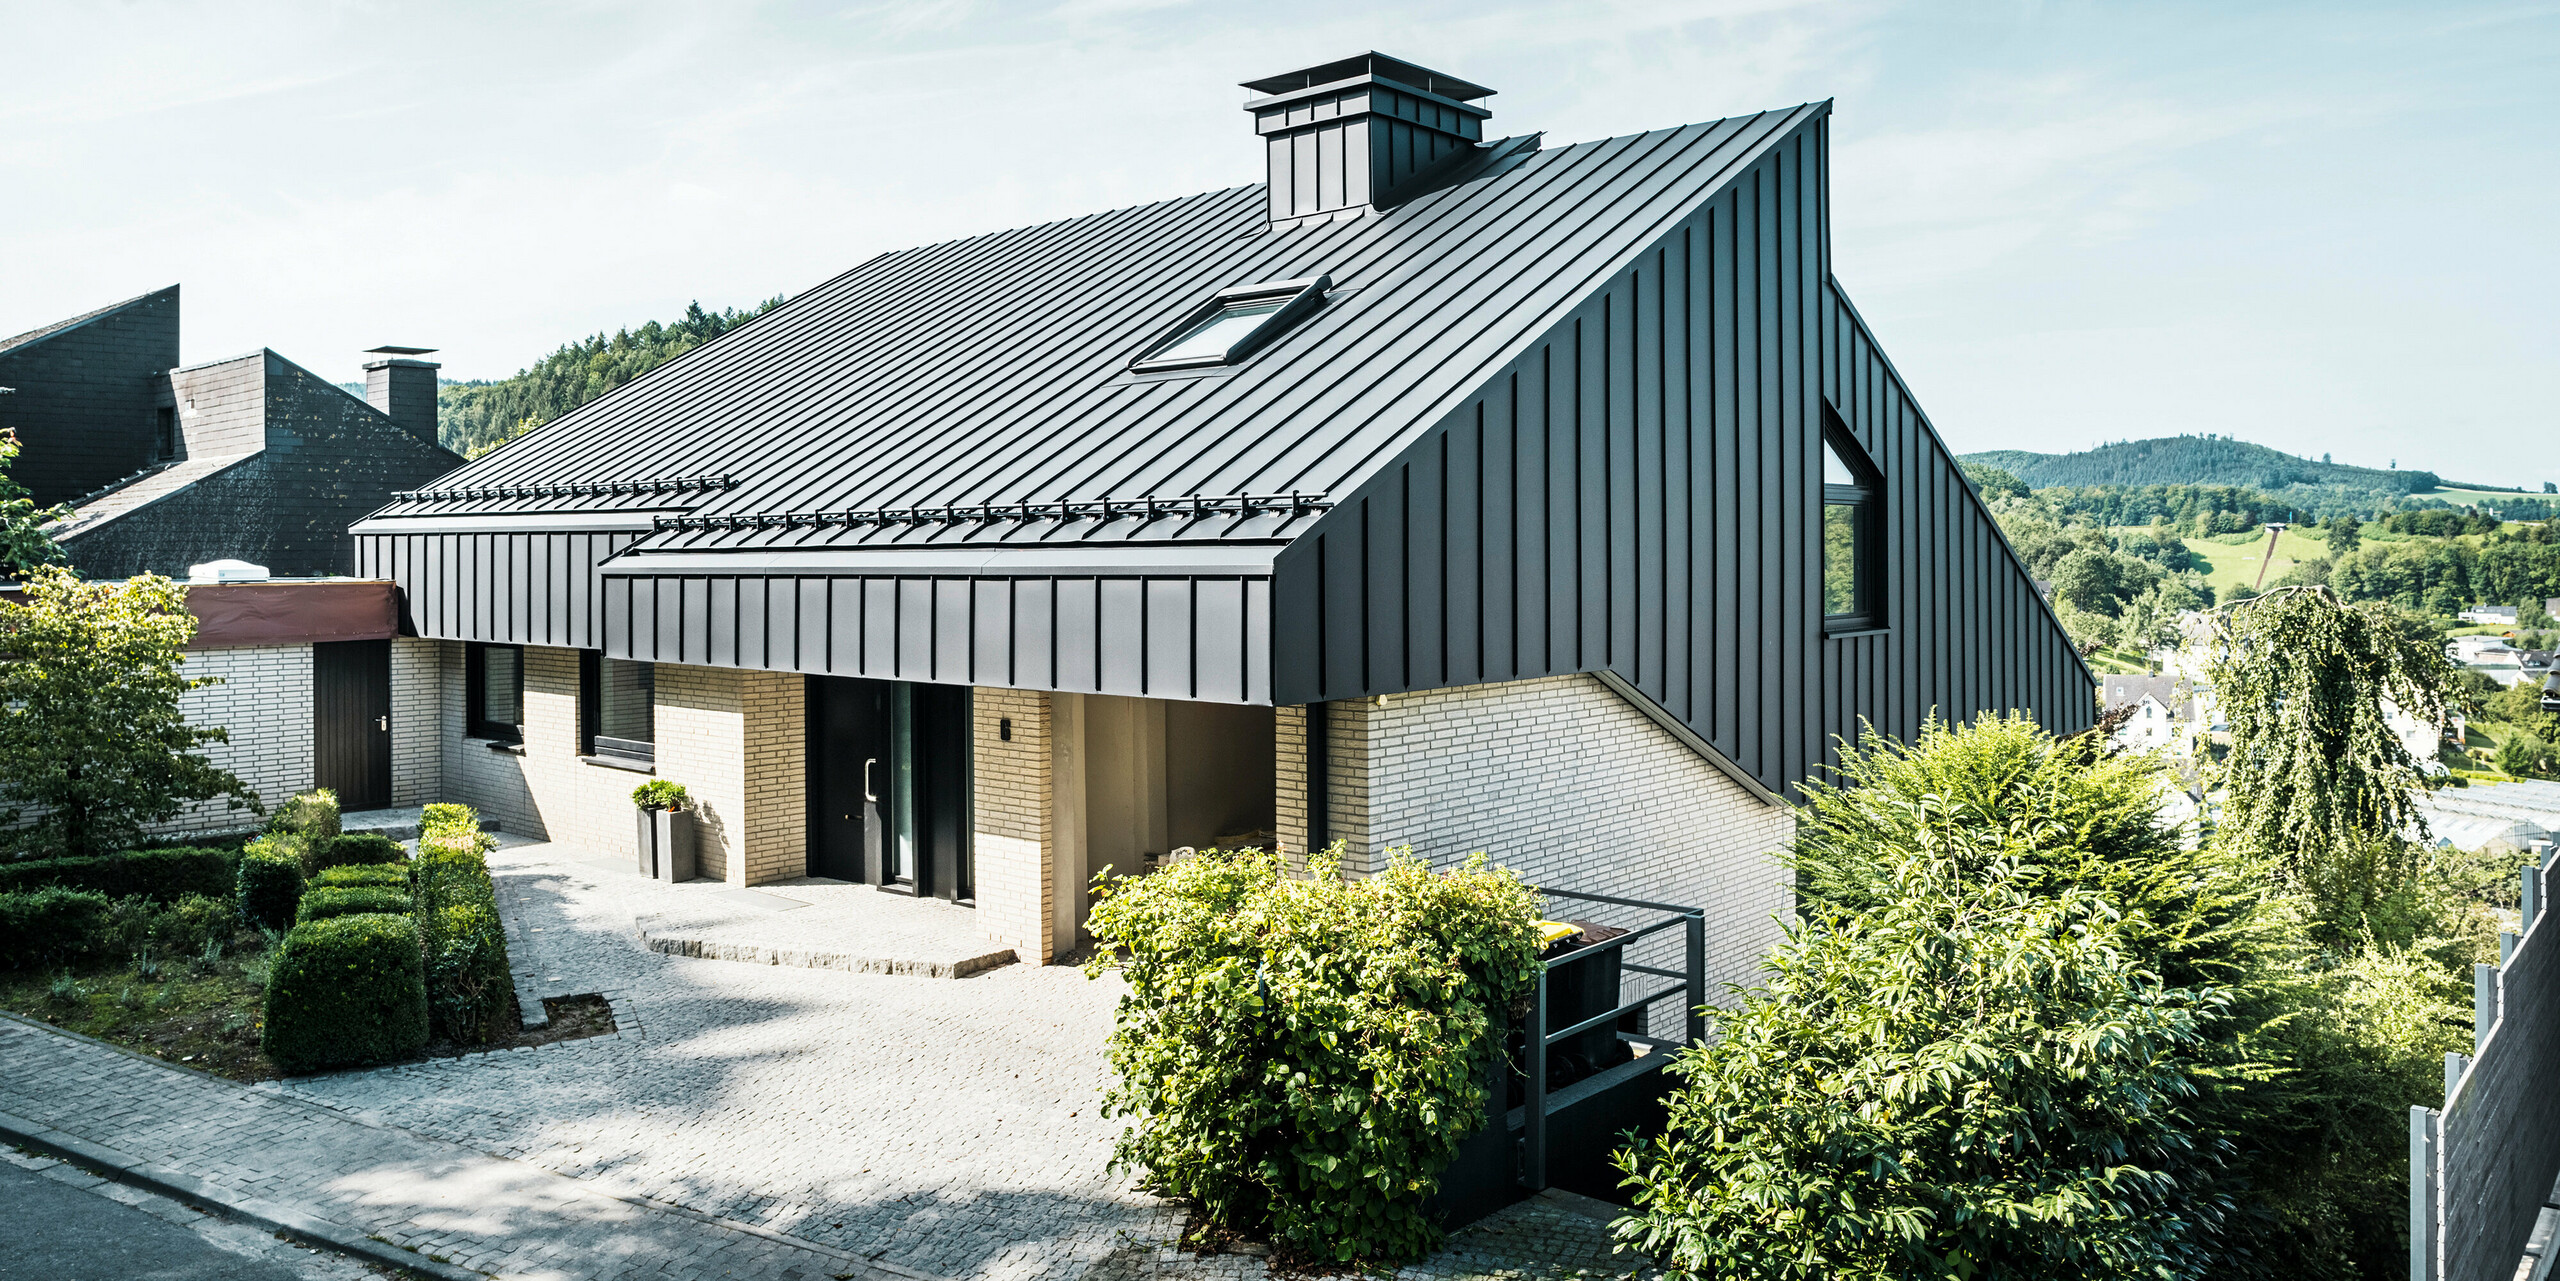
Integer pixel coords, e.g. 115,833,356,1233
635,806,699,882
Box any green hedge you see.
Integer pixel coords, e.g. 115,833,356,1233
313,832,403,873
236,841,304,933
296,885,413,924
0,888,110,969
311,863,409,891
270,790,341,842
262,913,428,1072
0,846,232,901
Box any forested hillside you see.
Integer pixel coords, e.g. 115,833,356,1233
1967,436,2444,494
435,298,783,458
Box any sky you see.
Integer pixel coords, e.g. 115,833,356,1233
3,0,2553,483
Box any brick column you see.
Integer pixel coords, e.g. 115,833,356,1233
1324,697,1375,874
387,638,442,806
1274,704,1308,860
972,687,1054,962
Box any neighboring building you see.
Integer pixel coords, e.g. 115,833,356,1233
0,287,464,578
2462,604,2522,627
352,54,2090,973
2102,674,2197,759
0,570,423,831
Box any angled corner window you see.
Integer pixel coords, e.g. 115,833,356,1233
1822,420,1884,632
1131,274,1331,372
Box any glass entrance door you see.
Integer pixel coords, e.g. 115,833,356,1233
807,677,970,901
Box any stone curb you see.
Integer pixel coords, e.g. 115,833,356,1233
0,1106,484,1281
636,924,1017,979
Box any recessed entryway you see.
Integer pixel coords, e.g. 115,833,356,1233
806,676,973,902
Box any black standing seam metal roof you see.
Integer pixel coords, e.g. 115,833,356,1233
358,105,1828,564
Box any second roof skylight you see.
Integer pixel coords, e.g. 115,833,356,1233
1131,275,1331,372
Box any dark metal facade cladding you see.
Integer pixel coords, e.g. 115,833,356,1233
356,529,644,648
1820,285,2096,775
590,572,1274,704
1268,117,2090,794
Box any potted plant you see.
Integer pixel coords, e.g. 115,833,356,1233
631,780,696,883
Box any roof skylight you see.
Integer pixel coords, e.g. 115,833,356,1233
1132,275,1330,373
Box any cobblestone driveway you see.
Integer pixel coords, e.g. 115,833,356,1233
248,840,1640,1281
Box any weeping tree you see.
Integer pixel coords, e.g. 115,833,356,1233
2206,585,2453,925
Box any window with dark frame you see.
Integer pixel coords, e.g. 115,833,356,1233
465,643,524,743
579,651,655,765
1822,423,1884,632
1130,275,1330,372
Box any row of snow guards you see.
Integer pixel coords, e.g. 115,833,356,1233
2412,838,2560,1280
1426,887,1706,1230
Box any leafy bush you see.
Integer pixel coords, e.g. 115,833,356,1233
419,803,485,843
311,862,410,891
313,831,403,873
0,846,233,901
269,789,341,844
295,885,413,924
425,901,517,1044
1617,721,2231,1278
150,893,239,958
1083,845,1542,1266
261,913,429,1071
632,780,689,811
0,887,110,968
235,839,304,932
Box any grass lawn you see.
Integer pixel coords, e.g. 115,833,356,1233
0,936,280,1080
2086,646,2150,675
2177,525,2335,597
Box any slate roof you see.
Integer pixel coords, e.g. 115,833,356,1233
362,104,1826,560
0,288,163,356
2102,674,2195,719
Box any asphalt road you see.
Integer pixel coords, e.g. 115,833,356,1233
0,1153,388,1281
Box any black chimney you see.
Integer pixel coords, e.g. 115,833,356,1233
1242,53,1495,230
362,345,440,448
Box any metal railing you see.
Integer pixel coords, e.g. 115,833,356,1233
1521,887,1706,1192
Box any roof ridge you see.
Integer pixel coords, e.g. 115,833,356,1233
0,284,177,357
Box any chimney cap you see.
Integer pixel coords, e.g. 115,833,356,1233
1241,52,1494,104
365,345,438,356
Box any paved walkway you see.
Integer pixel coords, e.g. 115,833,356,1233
628,872,1018,978
0,1144,398,1280
0,836,1644,1280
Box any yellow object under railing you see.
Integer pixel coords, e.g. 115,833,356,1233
1536,920,1581,948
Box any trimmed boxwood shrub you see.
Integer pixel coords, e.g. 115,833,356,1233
262,913,428,1071
0,888,110,969
412,812,516,1046
236,839,305,932
426,901,517,1044
312,862,409,891
314,832,403,873
296,885,413,924
0,846,232,901
270,789,341,841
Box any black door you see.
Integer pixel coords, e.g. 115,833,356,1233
807,676,892,882
313,640,391,810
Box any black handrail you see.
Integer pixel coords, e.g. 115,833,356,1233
1520,892,1707,1191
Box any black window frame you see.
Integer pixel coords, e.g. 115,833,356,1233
464,642,524,744
1129,274,1331,373
1821,416,1885,634
579,650,656,767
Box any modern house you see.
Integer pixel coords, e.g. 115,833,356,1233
2463,603,2523,628
0,285,465,579
351,54,2089,977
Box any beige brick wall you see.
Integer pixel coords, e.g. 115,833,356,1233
973,686,1054,962
1330,673,1798,1002
1274,703,1307,859
426,645,804,883
655,664,804,885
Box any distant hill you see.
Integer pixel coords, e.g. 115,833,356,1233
432,298,783,458
1959,437,2445,495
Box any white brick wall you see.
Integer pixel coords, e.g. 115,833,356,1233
389,637,441,806
147,644,314,837
1327,673,1798,1003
